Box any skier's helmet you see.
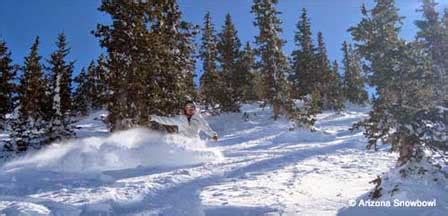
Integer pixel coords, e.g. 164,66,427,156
184,100,196,109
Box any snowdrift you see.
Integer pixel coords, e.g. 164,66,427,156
2,128,223,173
0,201,51,216
338,155,448,216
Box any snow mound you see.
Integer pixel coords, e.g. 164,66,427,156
0,201,50,216
2,128,223,173
338,154,448,216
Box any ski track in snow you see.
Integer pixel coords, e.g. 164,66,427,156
0,105,400,215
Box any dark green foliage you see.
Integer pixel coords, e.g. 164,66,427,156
48,33,74,116
217,14,243,112
291,10,345,111
73,56,108,114
327,61,345,110
201,13,258,111
9,37,51,151
349,0,406,155
46,33,75,142
341,41,368,105
90,55,108,110
95,0,196,130
415,0,448,104
291,8,316,98
95,0,146,130
238,42,259,102
349,1,404,91
350,0,446,165
0,40,17,129
251,0,291,120
199,12,223,111
250,0,317,127
73,68,90,116
315,32,344,111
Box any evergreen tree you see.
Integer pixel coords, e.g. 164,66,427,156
73,67,91,116
349,2,404,92
86,58,108,110
251,0,291,120
217,13,243,112
413,0,448,155
145,0,197,116
415,0,448,104
95,0,196,130
349,0,405,152
91,54,109,109
9,37,51,151
291,8,316,97
341,41,368,104
86,61,98,109
199,12,222,111
327,60,345,110
0,40,17,129
95,0,146,130
72,56,108,116
238,42,258,102
350,0,444,169
314,32,342,110
46,33,75,142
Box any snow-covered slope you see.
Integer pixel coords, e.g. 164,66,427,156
0,104,445,215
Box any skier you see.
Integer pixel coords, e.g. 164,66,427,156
149,101,219,141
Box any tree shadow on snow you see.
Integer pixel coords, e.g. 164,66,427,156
225,138,359,179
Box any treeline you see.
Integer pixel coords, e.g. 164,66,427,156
198,1,368,123
0,34,108,152
90,0,369,133
1,0,446,167
0,0,365,153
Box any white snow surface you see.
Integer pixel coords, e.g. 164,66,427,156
0,104,446,215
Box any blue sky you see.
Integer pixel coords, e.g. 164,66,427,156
1,0,447,80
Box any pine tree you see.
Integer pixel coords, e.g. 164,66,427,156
95,0,148,130
291,8,316,97
217,13,243,112
349,2,404,92
311,32,343,110
415,0,447,104
145,0,197,116
341,41,368,104
413,0,448,155
199,12,222,111
327,60,345,110
91,54,109,109
46,33,75,142
251,0,291,120
73,67,91,116
350,1,443,168
441,10,448,105
9,37,51,151
95,0,196,130
238,42,258,102
0,39,17,129
349,0,404,151
72,56,108,116
86,59,106,110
